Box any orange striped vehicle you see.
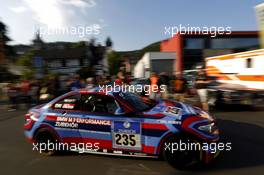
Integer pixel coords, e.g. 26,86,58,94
205,49,264,106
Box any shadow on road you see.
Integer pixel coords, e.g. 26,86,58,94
55,118,264,173
190,119,264,173
212,104,264,112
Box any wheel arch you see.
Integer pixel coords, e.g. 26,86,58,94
156,132,183,156
33,124,61,142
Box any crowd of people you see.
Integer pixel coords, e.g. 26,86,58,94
1,69,211,112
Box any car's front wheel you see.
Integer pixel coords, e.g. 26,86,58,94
161,137,199,170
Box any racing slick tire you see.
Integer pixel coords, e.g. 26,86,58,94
161,136,199,170
33,128,57,156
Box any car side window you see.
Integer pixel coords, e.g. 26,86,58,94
81,94,119,115
54,94,81,111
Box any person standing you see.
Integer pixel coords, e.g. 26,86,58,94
195,70,210,111
115,71,124,86
86,77,95,90
149,72,160,100
70,75,83,91
158,72,169,99
173,74,187,102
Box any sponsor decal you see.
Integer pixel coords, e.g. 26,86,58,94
113,150,123,154
54,116,111,129
163,106,182,120
123,121,131,129
157,120,182,125
57,117,111,125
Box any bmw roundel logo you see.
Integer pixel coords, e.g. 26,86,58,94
123,121,130,129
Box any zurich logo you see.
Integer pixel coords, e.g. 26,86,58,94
123,121,130,128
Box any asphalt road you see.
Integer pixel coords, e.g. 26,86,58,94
0,106,264,175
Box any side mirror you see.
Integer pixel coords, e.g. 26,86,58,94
114,107,125,115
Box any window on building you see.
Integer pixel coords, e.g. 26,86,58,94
185,38,204,49
211,38,259,49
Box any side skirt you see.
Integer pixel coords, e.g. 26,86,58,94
71,149,158,158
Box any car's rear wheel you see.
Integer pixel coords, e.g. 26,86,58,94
34,129,57,156
161,136,199,170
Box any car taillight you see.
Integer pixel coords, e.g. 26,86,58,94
24,112,40,130
25,113,31,122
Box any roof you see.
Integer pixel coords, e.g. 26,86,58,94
35,47,87,60
205,48,264,60
176,31,258,38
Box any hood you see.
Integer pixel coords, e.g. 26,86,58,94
143,99,199,120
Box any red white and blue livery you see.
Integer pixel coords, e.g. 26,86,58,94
24,88,220,169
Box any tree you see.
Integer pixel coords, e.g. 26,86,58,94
105,37,112,48
107,51,121,75
16,50,35,68
16,49,36,79
0,20,13,57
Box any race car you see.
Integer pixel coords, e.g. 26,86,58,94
24,88,220,169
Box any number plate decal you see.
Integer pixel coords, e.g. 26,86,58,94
112,121,141,150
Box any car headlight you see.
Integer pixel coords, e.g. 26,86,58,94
198,122,219,135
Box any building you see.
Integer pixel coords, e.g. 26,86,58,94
13,44,31,56
160,31,260,73
34,47,90,75
256,3,264,48
134,52,176,78
28,33,110,77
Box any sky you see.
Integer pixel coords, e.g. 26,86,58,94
0,0,263,51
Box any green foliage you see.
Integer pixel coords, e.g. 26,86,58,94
108,51,121,75
117,41,161,59
16,50,35,68
21,69,34,80
0,20,13,57
15,50,36,79
140,41,160,55
71,41,86,48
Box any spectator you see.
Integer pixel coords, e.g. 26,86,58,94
86,77,95,90
124,72,132,85
21,79,31,109
115,71,124,86
7,81,18,111
158,72,169,99
149,72,160,100
70,75,83,91
173,73,187,102
195,70,210,111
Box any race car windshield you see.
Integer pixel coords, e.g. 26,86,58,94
117,92,155,112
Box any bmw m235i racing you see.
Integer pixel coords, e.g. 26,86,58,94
24,88,220,169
